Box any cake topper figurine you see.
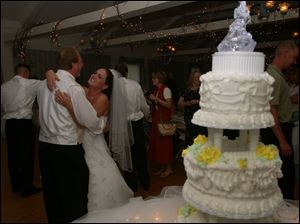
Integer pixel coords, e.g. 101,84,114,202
217,1,256,52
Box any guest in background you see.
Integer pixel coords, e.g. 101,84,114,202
286,67,299,177
148,71,174,178
285,67,299,115
1,64,42,197
114,63,151,192
260,40,299,199
177,70,207,147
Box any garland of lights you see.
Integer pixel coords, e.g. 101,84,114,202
79,9,107,55
114,4,157,50
114,5,146,35
13,21,45,62
14,2,297,64
50,21,61,47
80,1,297,61
50,17,69,47
94,9,107,55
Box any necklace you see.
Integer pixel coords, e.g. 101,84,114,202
86,93,100,101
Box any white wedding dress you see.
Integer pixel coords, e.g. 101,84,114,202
80,116,133,214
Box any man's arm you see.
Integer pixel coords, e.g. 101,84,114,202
270,105,292,156
69,86,106,133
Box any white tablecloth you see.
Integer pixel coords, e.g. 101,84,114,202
73,186,299,223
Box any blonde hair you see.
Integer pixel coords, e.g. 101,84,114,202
275,40,298,56
58,47,80,70
151,70,167,83
187,70,201,87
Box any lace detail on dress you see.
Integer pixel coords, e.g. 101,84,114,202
82,116,133,212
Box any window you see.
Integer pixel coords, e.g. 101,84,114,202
125,62,140,83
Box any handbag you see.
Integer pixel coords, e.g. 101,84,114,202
157,102,177,136
158,121,177,136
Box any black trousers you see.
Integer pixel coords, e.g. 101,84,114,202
5,119,35,192
260,122,295,199
123,118,150,192
39,142,89,223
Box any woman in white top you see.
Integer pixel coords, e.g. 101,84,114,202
51,68,133,213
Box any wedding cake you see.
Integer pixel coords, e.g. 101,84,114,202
178,1,283,222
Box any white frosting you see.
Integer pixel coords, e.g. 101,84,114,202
183,175,282,219
183,51,283,220
182,145,283,219
212,52,265,75
177,206,280,223
192,52,275,129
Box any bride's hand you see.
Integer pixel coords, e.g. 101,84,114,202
55,89,73,110
46,69,60,91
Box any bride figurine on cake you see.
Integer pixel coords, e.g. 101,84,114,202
217,1,255,52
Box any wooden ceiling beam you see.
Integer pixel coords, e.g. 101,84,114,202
2,1,195,42
108,8,299,47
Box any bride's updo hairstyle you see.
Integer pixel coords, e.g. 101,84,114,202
102,68,114,99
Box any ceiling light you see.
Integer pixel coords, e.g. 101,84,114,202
265,1,275,10
252,3,270,20
292,31,299,38
279,2,289,15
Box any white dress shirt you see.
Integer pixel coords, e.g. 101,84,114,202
123,78,150,121
37,69,105,145
1,75,41,120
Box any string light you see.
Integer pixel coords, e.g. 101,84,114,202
250,1,291,20
156,38,177,64
115,5,146,35
79,1,297,61
13,21,45,62
80,8,107,55
15,2,297,64
50,20,62,47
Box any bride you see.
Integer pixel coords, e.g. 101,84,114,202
52,68,133,213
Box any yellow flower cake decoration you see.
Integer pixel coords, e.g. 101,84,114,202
181,135,208,158
178,204,197,217
193,134,208,145
256,144,279,160
181,148,189,157
196,146,222,165
237,158,248,169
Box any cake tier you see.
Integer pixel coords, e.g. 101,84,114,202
192,71,275,129
192,109,274,130
212,52,265,75
182,149,283,219
177,201,299,223
183,182,283,220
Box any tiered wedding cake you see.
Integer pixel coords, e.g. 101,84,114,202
178,1,283,222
